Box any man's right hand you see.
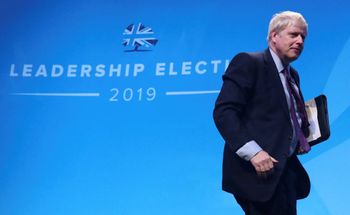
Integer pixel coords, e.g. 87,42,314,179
250,150,278,177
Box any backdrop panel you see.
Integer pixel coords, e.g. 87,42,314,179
1,0,350,214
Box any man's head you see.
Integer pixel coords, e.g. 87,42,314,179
267,11,308,64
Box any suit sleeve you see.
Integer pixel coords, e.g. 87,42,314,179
213,52,258,152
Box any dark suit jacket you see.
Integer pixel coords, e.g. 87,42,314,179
213,49,310,202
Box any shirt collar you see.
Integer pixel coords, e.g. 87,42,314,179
269,48,289,73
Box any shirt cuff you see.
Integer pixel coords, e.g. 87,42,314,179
236,140,262,161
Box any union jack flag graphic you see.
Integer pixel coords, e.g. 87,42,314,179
122,23,158,52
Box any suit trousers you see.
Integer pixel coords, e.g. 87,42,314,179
233,155,298,215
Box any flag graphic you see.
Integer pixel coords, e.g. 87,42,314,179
122,23,158,52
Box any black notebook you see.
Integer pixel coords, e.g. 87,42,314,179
305,94,331,146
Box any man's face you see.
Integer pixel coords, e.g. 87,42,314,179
271,22,307,64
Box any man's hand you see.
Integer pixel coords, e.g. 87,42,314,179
250,150,278,178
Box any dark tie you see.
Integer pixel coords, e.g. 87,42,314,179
283,68,311,153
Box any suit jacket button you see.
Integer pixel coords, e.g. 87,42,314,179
288,136,292,140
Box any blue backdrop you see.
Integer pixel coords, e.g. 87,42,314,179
1,0,350,214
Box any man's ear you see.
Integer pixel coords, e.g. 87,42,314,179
270,31,278,43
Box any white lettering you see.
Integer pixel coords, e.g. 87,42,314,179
35,65,47,77
133,64,144,77
181,61,191,75
109,64,121,77
95,64,105,77
9,64,18,77
125,64,130,77
23,64,32,77
211,60,221,74
67,65,77,77
169,62,177,75
81,64,92,77
7,60,229,78
52,64,64,77
195,61,207,74
155,63,166,76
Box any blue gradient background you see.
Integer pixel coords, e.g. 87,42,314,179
1,0,350,214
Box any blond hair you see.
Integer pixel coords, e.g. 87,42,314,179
267,11,308,42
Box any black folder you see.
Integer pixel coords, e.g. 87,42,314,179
305,94,330,146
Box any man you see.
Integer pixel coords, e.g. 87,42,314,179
213,11,311,215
